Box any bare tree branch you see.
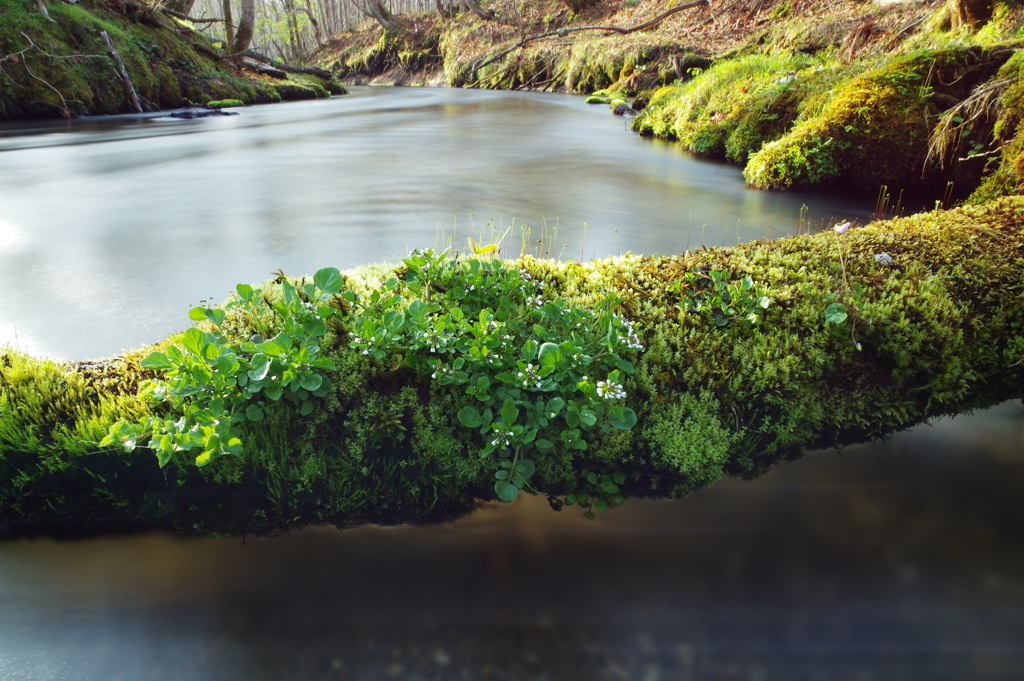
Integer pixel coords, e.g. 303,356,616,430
161,8,228,23
36,0,57,23
100,30,145,113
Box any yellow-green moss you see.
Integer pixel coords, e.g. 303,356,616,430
3,197,1023,537
745,48,1010,191
632,53,814,160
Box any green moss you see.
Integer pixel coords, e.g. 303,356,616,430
745,48,1010,191
0,0,329,120
632,53,813,160
206,98,244,108
3,197,1023,536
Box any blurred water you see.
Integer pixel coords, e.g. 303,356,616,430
0,401,1022,680
0,87,872,360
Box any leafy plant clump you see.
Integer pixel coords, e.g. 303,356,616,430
104,249,644,509
102,268,345,467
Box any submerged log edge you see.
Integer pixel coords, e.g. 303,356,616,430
2,199,1023,539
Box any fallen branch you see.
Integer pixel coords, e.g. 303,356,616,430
161,8,228,23
245,50,333,79
471,0,709,74
35,0,56,23
100,30,144,114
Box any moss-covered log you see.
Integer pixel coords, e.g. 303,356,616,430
2,199,1023,538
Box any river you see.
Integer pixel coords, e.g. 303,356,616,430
0,89,1022,679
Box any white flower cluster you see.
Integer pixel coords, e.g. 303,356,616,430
350,332,373,355
421,331,451,353
516,363,543,389
596,379,626,400
525,294,544,307
490,428,513,449
618,317,644,351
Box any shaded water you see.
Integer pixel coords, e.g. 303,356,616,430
1,402,1022,679
1,89,1022,679
0,87,871,360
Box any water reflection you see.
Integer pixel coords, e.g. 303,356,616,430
2,401,1021,679
0,88,874,360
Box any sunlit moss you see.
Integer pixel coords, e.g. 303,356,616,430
3,197,1022,536
745,48,1011,190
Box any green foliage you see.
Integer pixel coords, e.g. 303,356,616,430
670,269,772,327
745,48,1011,191
560,470,627,519
348,249,642,504
632,53,813,159
101,269,345,467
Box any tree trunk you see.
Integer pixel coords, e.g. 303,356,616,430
303,0,324,48
354,0,394,29
231,0,256,55
169,0,198,13
459,0,496,21
222,0,235,49
940,0,992,30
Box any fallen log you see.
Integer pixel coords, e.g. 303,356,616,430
1,198,1022,538
241,56,287,79
245,50,334,79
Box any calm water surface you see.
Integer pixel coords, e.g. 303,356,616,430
1,89,1022,679
0,87,871,360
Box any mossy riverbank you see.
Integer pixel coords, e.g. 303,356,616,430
2,198,1022,538
0,0,343,120
319,0,1024,203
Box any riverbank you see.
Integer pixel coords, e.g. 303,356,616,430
0,0,344,119
317,0,1024,202
2,197,1021,537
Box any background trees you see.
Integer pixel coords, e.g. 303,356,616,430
187,0,443,61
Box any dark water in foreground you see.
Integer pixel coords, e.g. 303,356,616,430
0,90,1021,679
1,401,1022,680
0,87,872,361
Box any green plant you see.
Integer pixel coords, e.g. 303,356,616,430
822,222,868,349
101,268,344,466
348,249,643,503
671,269,772,327
560,470,627,519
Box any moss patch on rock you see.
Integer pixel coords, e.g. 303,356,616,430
3,198,1022,537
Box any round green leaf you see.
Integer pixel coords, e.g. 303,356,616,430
458,406,483,428
495,480,519,502
245,404,264,422
825,303,848,324
314,267,344,295
299,371,323,392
